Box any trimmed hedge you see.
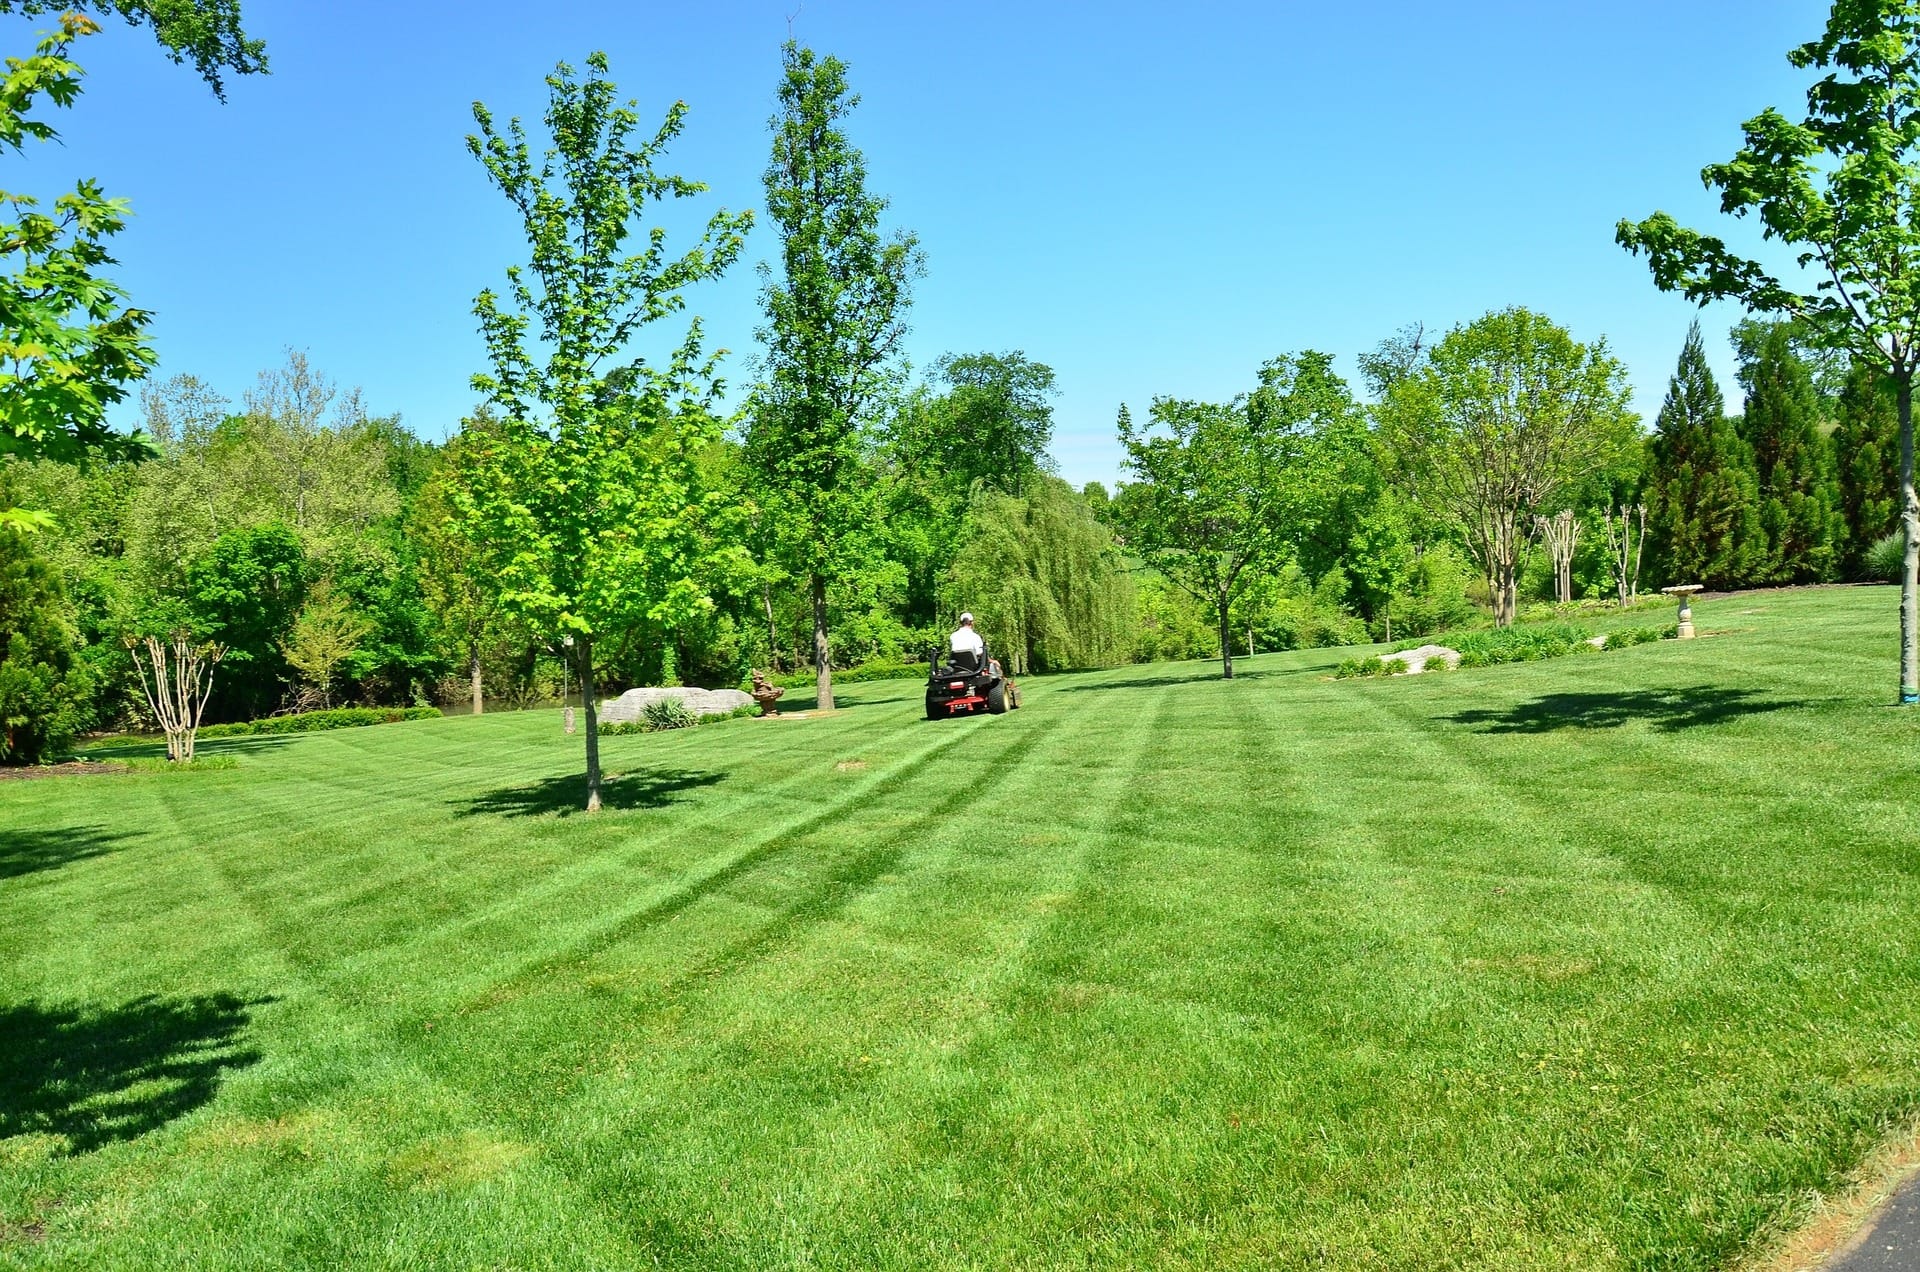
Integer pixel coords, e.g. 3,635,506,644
199,706,442,739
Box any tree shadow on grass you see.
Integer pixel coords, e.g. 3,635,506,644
453,767,724,818
1446,687,1806,735
0,993,265,1153
79,735,293,762
0,825,142,883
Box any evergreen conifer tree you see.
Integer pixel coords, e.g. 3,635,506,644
1736,323,1842,582
1832,359,1902,578
1645,322,1763,589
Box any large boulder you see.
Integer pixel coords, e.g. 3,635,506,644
599,686,752,724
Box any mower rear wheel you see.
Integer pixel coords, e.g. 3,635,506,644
986,681,1008,714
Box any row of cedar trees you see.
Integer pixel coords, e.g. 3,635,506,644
1647,320,1904,591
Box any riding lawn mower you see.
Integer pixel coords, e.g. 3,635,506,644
925,642,1021,719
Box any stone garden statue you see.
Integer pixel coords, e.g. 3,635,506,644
750,670,785,718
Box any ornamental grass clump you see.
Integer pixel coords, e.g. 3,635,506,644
643,698,701,732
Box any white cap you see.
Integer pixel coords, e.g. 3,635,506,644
960,612,974,624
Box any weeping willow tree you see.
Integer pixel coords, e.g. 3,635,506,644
946,477,1135,673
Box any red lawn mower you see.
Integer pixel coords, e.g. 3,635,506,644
925,642,1021,719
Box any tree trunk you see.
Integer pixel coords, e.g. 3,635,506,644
1383,599,1392,645
1217,597,1234,680
811,573,834,711
469,644,484,716
1495,555,1518,627
1900,375,1918,705
762,582,781,672
580,636,602,813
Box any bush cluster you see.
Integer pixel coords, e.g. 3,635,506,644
1336,621,1676,679
599,701,760,736
198,706,442,739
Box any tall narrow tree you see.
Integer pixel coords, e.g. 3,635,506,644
1736,323,1842,582
467,53,749,811
749,42,921,712
1643,323,1764,590
1618,0,1920,703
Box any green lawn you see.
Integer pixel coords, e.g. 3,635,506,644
3,586,1918,1270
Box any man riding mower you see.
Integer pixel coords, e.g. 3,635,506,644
926,612,1021,719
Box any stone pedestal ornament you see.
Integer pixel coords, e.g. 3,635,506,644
1661,584,1703,639
750,670,786,718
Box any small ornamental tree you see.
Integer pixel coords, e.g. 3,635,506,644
1116,352,1349,679
1617,0,1920,702
466,53,749,811
125,631,224,763
1381,308,1635,625
413,418,514,715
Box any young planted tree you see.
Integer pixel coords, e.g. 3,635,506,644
0,2,264,531
1618,0,1920,702
467,53,750,810
278,578,369,710
413,421,513,715
1116,352,1347,679
749,42,921,711
125,631,224,762
1382,308,1635,626
1603,502,1649,606
1535,509,1581,604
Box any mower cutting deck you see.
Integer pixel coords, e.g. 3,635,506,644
925,643,1020,719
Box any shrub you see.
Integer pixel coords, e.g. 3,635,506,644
643,698,700,732
601,702,759,736
1334,656,1388,679
1866,531,1905,583
198,706,441,739
1380,657,1409,676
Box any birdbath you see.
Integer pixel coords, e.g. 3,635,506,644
1661,584,1703,639
750,670,786,718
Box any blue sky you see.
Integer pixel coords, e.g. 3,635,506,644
15,0,1826,485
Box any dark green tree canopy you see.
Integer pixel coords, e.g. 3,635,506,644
1645,322,1763,590
1736,322,1841,582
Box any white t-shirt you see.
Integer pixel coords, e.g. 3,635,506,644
949,625,984,656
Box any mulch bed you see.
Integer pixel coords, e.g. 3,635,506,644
0,761,127,781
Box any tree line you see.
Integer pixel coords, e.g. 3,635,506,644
6,1,1920,799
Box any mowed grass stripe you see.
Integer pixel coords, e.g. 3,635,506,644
432,675,1176,1266
7,588,1920,1269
